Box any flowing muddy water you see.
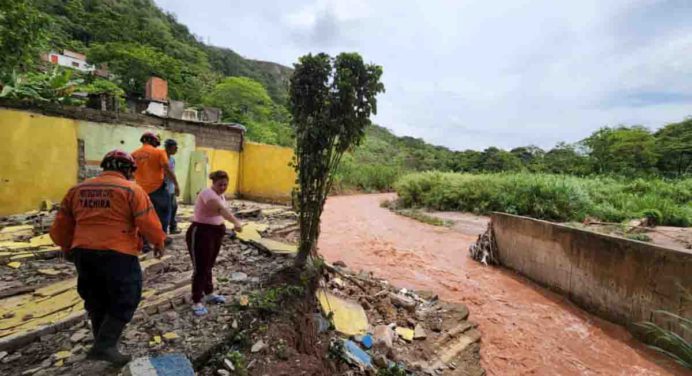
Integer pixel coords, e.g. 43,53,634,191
319,194,684,375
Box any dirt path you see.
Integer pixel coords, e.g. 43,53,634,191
319,194,684,375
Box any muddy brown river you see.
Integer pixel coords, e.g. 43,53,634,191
319,194,685,375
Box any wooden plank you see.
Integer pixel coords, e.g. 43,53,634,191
0,253,173,351
0,311,84,352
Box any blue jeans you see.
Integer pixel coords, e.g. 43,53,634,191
148,183,171,233
169,193,178,232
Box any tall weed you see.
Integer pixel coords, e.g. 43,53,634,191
394,172,692,226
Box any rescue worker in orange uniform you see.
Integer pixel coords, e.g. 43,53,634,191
132,132,179,248
50,150,166,366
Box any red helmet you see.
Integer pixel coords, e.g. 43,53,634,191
140,131,161,147
100,149,137,172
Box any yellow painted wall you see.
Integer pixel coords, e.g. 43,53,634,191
239,141,296,202
0,109,78,215
197,147,241,197
0,109,296,215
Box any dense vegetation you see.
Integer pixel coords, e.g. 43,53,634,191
394,172,692,226
0,0,294,145
1,0,690,191
334,120,692,191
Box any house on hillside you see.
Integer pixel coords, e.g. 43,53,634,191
141,76,226,124
41,50,110,77
42,50,93,72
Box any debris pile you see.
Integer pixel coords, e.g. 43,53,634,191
468,222,499,266
310,264,484,375
0,206,64,296
0,199,483,375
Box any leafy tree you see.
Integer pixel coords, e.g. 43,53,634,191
87,42,184,95
477,147,523,172
204,76,273,123
511,145,545,171
290,52,384,267
655,119,692,177
82,77,126,109
449,150,481,172
0,0,48,73
203,76,294,146
0,67,84,104
543,142,589,175
583,126,658,175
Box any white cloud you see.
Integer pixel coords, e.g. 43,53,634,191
155,0,692,150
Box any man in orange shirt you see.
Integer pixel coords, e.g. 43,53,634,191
131,132,179,243
50,150,166,366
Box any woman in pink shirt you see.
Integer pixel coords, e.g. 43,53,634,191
185,170,243,316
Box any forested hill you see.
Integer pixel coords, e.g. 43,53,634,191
6,0,691,190
33,0,292,105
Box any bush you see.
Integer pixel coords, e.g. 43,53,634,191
640,209,663,226
334,157,402,192
394,172,692,226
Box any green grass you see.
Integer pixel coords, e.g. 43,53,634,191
394,172,692,226
636,285,692,370
334,160,402,192
625,233,653,242
380,199,450,226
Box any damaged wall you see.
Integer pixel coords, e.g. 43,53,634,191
239,142,296,203
76,121,196,202
0,107,297,214
0,109,78,216
492,213,692,341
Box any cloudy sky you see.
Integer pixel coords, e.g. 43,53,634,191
156,0,692,151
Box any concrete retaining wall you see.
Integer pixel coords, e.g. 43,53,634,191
492,213,692,341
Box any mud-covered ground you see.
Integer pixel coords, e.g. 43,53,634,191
0,200,484,375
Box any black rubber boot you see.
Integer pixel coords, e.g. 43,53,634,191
89,311,105,340
87,315,131,366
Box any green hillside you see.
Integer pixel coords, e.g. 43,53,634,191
2,0,689,189
33,0,291,105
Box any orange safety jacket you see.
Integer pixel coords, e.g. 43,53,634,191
50,171,166,256
132,144,168,194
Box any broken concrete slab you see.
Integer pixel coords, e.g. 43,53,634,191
28,235,53,248
69,330,88,343
414,324,427,340
234,208,261,218
373,325,395,350
316,289,368,336
0,242,36,252
395,327,414,342
251,339,266,353
36,269,60,277
254,238,297,256
0,226,33,241
0,257,172,348
235,223,268,242
390,293,416,312
123,353,194,376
